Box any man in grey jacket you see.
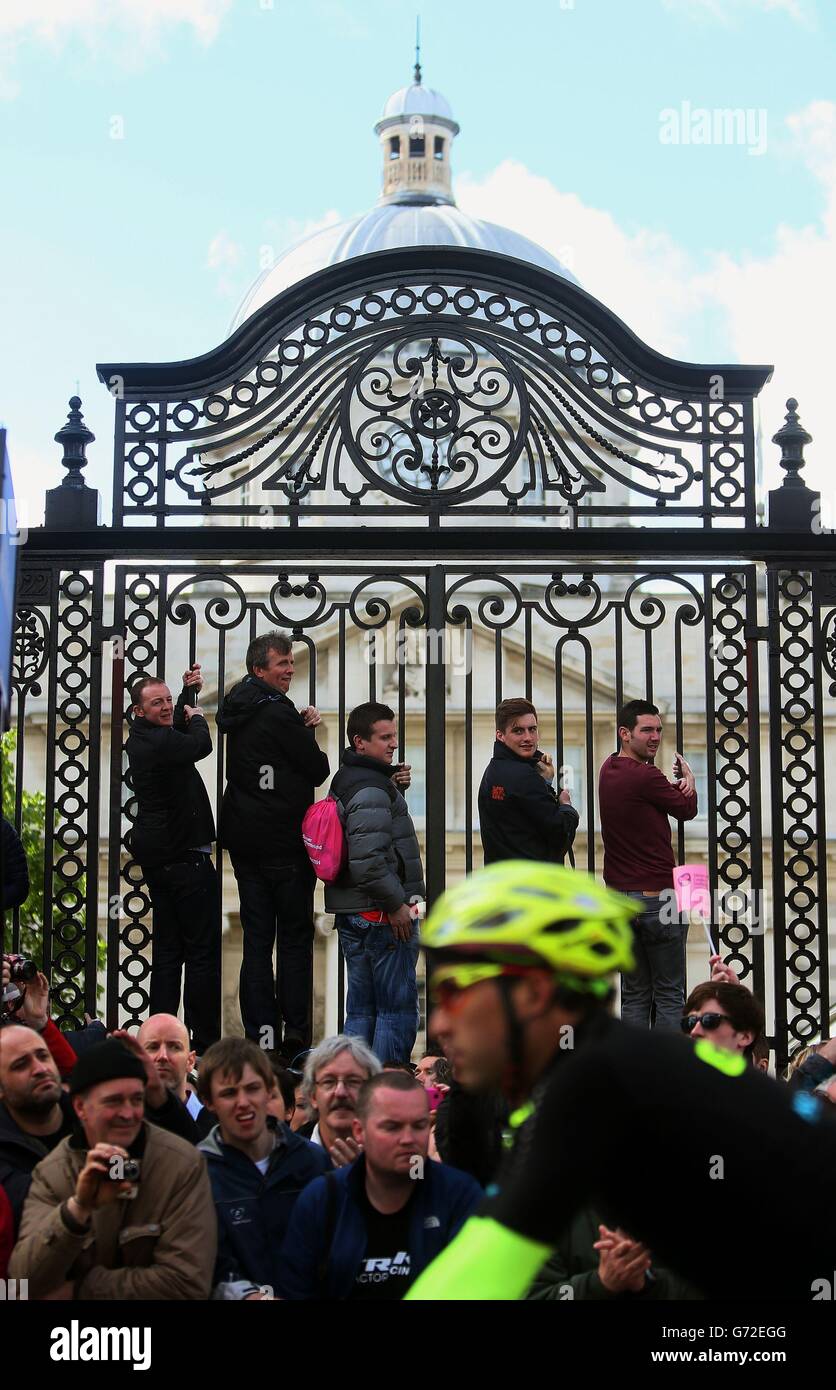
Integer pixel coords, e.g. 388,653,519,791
325,702,425,1064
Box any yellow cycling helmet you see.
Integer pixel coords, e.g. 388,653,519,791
423,861,637,992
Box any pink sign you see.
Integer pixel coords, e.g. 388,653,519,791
673,864,711,918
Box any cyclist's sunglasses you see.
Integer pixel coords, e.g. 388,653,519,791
681,1011,732,1034
429,961,530,1006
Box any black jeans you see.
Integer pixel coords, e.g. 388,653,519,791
620,892,688,1030
143,854,222,1054
232,856,315,1051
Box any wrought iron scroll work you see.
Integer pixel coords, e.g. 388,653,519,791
770,571,828,1056
102,251,764,526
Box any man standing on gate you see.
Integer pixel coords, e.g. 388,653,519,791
327,702,424,1064
127,664,221,1055
218,631,329,1058
478,698,578,866
598,699,698,1029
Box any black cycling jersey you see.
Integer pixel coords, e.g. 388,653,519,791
480,1013,836,1300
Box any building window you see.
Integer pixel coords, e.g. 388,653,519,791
409,135,425,157
389,136,400,161
434,135,445,161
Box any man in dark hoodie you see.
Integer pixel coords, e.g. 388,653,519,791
217,631,329,1056
126,663,220,1054
478,698,578,866
325,702,425,1064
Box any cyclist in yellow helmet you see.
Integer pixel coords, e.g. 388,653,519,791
406,861,836,1301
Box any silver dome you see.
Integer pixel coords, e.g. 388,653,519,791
231,203,578,330
376,81,459,134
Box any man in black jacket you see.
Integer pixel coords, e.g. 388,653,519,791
217,631,329,1055
126,664,220,1054
478,698,578,866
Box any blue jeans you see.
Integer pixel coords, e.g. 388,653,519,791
335,913,420,1064
620,892,688,1031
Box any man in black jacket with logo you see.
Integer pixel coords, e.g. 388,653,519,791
478,698,578,866
217,632,329,1056
126,664,220,1054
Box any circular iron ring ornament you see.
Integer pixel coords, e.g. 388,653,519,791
340,326,527,503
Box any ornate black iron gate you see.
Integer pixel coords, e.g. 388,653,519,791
7,248,835,1069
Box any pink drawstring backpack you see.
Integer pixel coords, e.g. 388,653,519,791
301,796,347,883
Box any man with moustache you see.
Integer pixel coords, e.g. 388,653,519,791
197,1037,328,1300
302,1035,381,1167
8,1038,215,1300
278,1071,481,1300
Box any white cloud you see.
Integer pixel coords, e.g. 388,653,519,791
206,229,244,300
0,0,230,94
0,0,230,43
456,100,836,495
661,0,812,25
457,161,702,359
206,230,242,271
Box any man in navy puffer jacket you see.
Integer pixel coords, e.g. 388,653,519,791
278,1072,481,1300
198,1039,328,1300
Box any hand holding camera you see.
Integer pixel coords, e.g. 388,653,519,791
2,953,39,1019
70,1144,138,1221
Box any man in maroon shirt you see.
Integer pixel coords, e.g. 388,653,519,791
598,700,698,1029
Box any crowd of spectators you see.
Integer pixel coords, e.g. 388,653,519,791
2,636,835,1300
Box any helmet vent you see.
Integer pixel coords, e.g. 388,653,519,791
474,911,521,930
542,918,582,935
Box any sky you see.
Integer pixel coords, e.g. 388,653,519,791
1,0,835,525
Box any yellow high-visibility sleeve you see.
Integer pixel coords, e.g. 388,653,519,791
405,1216,552,1301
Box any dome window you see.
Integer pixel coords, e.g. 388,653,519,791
434,135,445,161
389,135,401,161
409,134,425,157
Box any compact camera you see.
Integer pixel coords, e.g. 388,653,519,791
108,1159,141,1183
5,954,38,984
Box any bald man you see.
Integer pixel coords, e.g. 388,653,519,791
138,1013,214,1138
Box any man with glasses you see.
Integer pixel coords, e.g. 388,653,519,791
302,1035,381,1167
